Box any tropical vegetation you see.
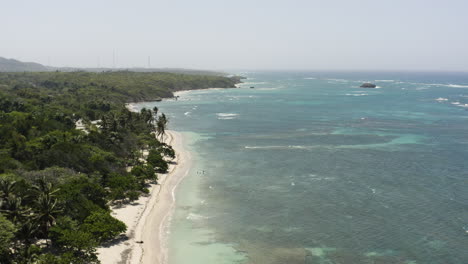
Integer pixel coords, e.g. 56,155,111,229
0,71,240,263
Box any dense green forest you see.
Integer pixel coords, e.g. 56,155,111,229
0,71,240,263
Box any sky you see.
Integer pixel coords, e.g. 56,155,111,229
2,0,468,71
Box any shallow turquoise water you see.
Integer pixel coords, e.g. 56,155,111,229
136,72,468,264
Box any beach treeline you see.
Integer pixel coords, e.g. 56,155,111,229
0,71,240,263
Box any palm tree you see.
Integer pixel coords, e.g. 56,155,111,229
32,178,61,239
110,113,119,132
140,108,153,125
0,194,32,224
152,106,158,116
101,112,121,132
32,177,59,198
35,194,61,238
156,114,168,141
0,179,17,200
17,220,40,245
151,107,159,132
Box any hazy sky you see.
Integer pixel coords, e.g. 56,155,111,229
2,0,468,71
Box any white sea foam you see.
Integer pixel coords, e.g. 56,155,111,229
194,88,225,94
173,90,194,97
308,174,335,181
244,145,317,150
435,97,449,101
408,82,468,88
345,93,368,96
376,80,395,82
246,145,294,149
451,102,461,105
217,113,238,120
186,213,208,221
304,77,316,80
227,95,257,99
447,84,468,88
184,111,191,116
241,82,267,86
256,87,279,91
245,137,423,151
217,113,238,116
326,78,348,82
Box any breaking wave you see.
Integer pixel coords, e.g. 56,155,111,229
446,84,468,88
217,113,239,120
345,93,369,96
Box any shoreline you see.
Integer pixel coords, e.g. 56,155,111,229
104,86,226,264
97,130,192,264
125,85,243,109
173,87,240,97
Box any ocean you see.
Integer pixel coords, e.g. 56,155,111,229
135,71,468,264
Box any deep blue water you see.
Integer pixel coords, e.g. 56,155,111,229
138,71,468,264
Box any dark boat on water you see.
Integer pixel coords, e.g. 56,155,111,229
360,83,377,88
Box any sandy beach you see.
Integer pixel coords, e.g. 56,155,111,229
97,130,192,264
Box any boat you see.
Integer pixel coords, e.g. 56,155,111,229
360,83,377,88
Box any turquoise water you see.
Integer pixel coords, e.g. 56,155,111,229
136,72,468,264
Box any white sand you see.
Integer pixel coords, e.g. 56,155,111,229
125,103,138,112
97,130,191,264
174,87,237,97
